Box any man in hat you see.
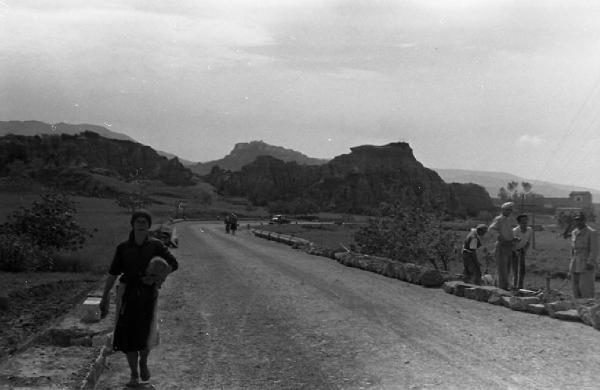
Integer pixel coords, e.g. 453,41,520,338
569,211,598,298
512,214,532,290
488,202,517,290
462,224,488,285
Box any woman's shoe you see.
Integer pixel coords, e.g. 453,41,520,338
126,376,140,388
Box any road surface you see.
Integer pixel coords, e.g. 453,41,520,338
96,221,600,389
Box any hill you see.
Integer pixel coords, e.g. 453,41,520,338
435,168,600,200
205,142,494,216
0,120,197,165
0,131,195,196
191,140,328,175
0,120,135,141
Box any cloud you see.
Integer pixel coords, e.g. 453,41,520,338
517,134,544,147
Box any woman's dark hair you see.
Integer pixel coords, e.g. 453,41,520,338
130,210,152,227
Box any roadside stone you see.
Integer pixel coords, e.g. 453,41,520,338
577,304,600,329
509,296,541,311
464,286,498,302
403,263,422,284
421,269,444,288
526,304,547,315
442,280,464,294
488,288,512,306
335,252,352,264
516,289,538,297
384,262,406,280
553,309,581,322
547,300,574,318
71,336,92,347
364,257,391,274
454,282,476,297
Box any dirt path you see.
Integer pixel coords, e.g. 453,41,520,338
96,222,600,389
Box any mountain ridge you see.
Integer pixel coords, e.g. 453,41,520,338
0,120,197,165
434,168,600,200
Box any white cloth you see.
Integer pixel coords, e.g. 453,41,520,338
513,226,532,250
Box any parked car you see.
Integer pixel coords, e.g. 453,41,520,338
269,214,291,224
149,224,178,248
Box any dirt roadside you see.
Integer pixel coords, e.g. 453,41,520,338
0,275,100,360
91,222,600,389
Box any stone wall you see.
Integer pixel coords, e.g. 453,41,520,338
252,228,600,332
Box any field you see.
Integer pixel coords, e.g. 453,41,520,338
1,182,598,297
259,218,600,296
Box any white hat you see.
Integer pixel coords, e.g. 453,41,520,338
501,202,514,210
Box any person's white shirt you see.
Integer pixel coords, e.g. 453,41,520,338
513,226,532,251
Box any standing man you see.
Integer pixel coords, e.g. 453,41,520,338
462,224,488,285
569,211,598,299
512,214,532,290
229,213,238,235
224,213,231,234
488,202,517,290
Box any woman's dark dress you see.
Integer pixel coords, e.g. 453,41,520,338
109,233,178,352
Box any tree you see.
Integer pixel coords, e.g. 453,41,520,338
0,192,93,271
115,193,150,212
498,181,535,204
498,187,509,201
354,205,460,270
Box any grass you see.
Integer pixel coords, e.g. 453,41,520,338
2,179,597,297
0,191,185,276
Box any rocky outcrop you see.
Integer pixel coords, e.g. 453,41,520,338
206,142,494,215
192,140,328,175
0,132,195,190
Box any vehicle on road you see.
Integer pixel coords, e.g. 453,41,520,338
269,214,291,224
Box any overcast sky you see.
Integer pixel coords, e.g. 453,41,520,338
2,1,600,189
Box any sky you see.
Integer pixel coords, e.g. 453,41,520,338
2,1,600,189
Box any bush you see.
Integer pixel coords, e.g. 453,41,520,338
0,192,93,271
354,205,460,270
0,233,50,271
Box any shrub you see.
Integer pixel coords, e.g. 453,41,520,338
354,205,460,270
0,192,93,271
115,193,151,212
0,233,50,271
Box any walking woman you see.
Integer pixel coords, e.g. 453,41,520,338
99,210,179,387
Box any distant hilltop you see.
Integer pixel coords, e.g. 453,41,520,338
190,140,329,175
0,120,135,141
434,168,600,200
0,120,196,165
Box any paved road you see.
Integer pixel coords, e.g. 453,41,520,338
96,222,600,389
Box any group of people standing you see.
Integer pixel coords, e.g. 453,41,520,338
463,202,598,299
224,212,238,234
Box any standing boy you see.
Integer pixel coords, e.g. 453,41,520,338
462,224,488,285
512,214,532,290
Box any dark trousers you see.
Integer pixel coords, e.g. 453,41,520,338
462,251,482,285
511,249,526,290
495,241,513,290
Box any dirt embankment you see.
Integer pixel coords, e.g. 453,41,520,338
0,276,99,359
